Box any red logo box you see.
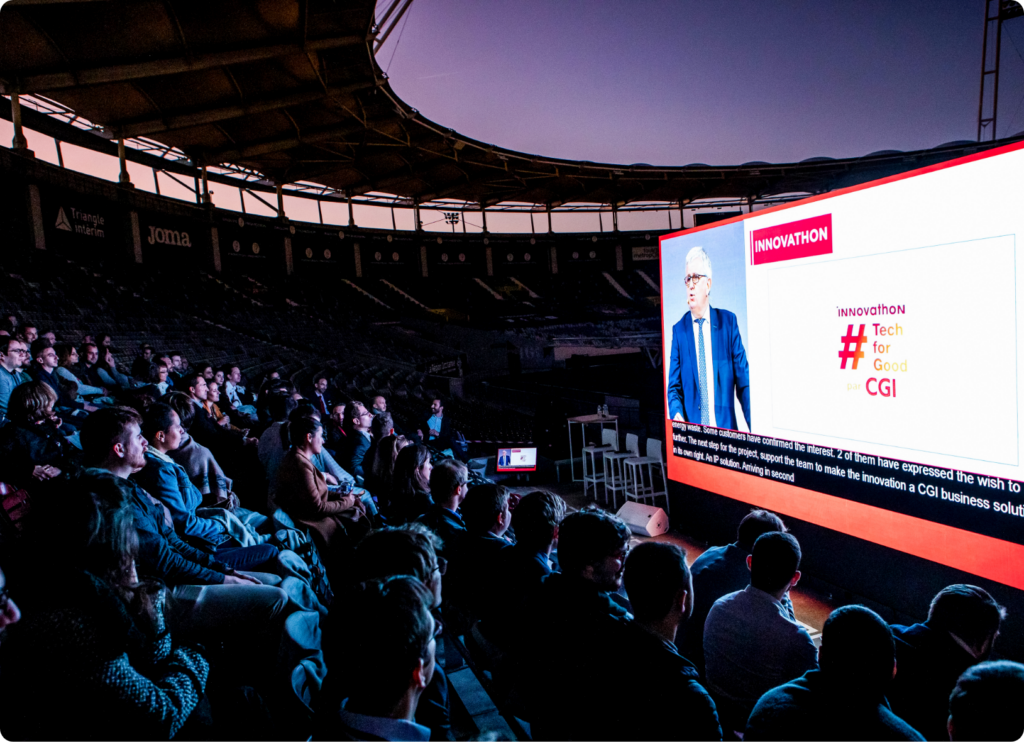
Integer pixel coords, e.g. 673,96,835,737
750,213,833,265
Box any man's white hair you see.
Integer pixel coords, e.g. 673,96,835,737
685,246,712,294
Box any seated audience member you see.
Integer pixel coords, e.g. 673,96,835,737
746,605,923,741
387,443,434,524
340,399,374,479
367,409,393,466
372,393,405,435
94,346,133,391
680,508,791,675
74,342,101,385
28,338,89,416
888,584,1007,742
164,392,237,507
320,577,439,742
308,373,332,418
583,542,722,742
204,380,233,428
703,531,818,732
184,372,255,459
138,359,171,398
947,660,1024,742
445,483,513,622
223,364,258,422
40,330,57,345
418,397,454,451
334,526,452,740
487,490,566,646
130,343,154,379
275,417,365,569
0,477,210,740
259,392,300,493
365,432,408,498
133,403,279,572
324,401,347,454
18,325,38,344
78,408,327,724
0,336,32,421
0,381,83,490
515,508,632,739
196,362,215,382
416,459,469,557
54,343,109,402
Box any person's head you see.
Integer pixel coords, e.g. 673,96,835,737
80,406,147,474
313,374,329,394
461,483,511,537
83,343,99,365
185,373,208,402
170,354,182,370
145,361,166,385
926,585,1006,658
948,661,1024,741
748,531,802,595
20,325,37,344
142,403,184,453
197,363,214,381
370,434,402,486
737,508,788,551
30,338,58,372
373,395,387,413
351,525,444,607
557,508,632,591
97,333,113,348
54,343,78,369
430,398,444,417
289,416,324,454
327,576,437,717
510,491,567,553
41,331,56,345
394,434,410,459
623,541,693,627
268,391,299,422
371,410,394,439
394,443,432,495
206,381,221,404
330,403,346,426
685,246,713,317
347,400,373,434
227,366,241,384
139,344,153,360
0,336,29,372
428,459,469,510
7,380,57,426
213,369,225,386
159,354,173,370
818,605,895,694
0,565,22,632
164,391,197,431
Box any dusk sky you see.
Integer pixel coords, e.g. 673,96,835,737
379,0,1024,166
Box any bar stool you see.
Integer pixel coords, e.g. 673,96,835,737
603,431,636,510
582,428,616,501
623,437,670,514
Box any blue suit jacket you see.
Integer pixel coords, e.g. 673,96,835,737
667,307,750,430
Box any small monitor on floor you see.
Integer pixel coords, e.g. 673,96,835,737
497,447,537,472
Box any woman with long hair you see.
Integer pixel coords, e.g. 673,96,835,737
0,474,210,739
387,443,433,524
365,433,406,502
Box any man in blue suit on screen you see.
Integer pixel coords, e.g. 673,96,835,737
667,246,751,431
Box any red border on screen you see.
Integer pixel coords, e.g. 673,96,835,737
658,139,1024,591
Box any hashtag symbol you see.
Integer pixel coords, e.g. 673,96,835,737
838,324,867,369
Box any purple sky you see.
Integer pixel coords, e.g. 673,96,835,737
379,0,1024,166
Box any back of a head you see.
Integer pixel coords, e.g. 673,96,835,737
557,507,631,577
370,434,400,483
80,406,141,466
749,531,801,593
141,402,177,441
511,491,567,552
819,605,894,691
29,337,52,360
371,411,393,439
624,541,690,622
164,391,196,431
948,660,1024,741
327,576,435,710
288,417,321,448
268,391,299,422
737,509,787,551
428,459,467,505
927,584,1006,649
461,483,509,536
7,380,57,426
393,443,430,496
351,526,438,587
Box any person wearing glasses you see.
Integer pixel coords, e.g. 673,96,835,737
0,336,32,422
340,400,375,480
667,246,751,431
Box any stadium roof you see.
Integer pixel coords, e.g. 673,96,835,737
1,0,1019,209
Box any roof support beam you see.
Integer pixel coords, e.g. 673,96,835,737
111,81,375,138
10,34,365,93
200,120,367,164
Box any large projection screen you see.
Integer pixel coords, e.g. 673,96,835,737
661,141,1024,591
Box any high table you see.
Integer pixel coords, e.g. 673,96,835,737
566,413,619,482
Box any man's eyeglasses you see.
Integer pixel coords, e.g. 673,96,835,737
432,556,448,576
684,274,708,288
